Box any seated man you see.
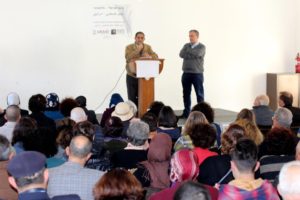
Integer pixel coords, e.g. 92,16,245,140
278,161,300,200
48,135,104,200
272,107,293,129
7,151,79,200
252,94,274,126
0,105,21,142
218,138,280,200
279,91,300,126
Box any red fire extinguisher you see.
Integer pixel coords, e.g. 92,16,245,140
296,53,300,73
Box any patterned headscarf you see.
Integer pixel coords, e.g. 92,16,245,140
170,149,199,183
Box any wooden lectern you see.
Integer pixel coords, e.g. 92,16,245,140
134,58,164,117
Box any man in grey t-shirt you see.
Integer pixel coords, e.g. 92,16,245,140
179,30,206,118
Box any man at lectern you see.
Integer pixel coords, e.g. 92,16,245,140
179,30,206,118
125,32,158,108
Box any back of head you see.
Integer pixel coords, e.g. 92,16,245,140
141,111,158,132
278,161,300,199
93,168,144,200
174,181,211,200
148,101,165,117
221,124,245,154
0,135,12,161
170,149,199,182
46,93,60,110
127,120,149,146
158,106,178,128
103,116,123,137
70,107,87,123
28,94,47,113
73,121,95,142
56,118,76,149
75,96,87,108
189,123,216,149
274,107,293,128
59,98,79,117
266,127,296,155
254,94,270,106
12,117,37,145
279,91,293,107
231,138,258,173
7,92,20,106
192,102,214,123
234,119,263,145
236,108,255,123
183,111,208,135
69,135,92,159
5,105,21,122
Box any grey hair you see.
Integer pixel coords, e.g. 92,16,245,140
278,161,300,197
255,95,270,106
69,135,92,159
127,120,149,146
274,107,293,128
0,135,13,161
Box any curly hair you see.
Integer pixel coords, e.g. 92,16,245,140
221,124,245,154
189,123,216,148
73,121,95,142
59,98,79,117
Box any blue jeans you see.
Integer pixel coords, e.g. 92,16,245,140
181,73,204,116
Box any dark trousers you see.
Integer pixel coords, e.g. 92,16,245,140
126,74,138,107
181,73,204,116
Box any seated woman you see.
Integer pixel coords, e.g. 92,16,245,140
157,106,181,141
197,124,245,186
100,93,124,127
93,168,144,200
174,111,208,151
189,123,217,166
134,133,172,195
112,119,149,169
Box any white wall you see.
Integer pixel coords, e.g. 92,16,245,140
0,0,298,113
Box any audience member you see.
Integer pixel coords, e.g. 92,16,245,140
174,181,212,200
198,124,245,186
141,111,158,139
0,105,20,142
59,98,79,118
44,93,64,121
252,94,274,126
127,100,138,117
190,123,217,165
93,168,144,200
100,93,124,127
278,161,300,200
0,135,17,199
75,95,99,125
7,151,80,200
218,138,280,200
157,106,181,140
48,135,104,199
148,101,165,117
235,118,264,145
192,102,222,146
28,94,56,132
272,107,293,129
70,107,88,123
112,119,149,169
134,134,172,191
236,108,256,122
111,102,134,137
279,91,300,126
174,111,208,151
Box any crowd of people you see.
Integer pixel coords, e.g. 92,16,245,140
1,91,300,200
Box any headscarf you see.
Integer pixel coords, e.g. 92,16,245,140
170,149,199,183
141,133,172,189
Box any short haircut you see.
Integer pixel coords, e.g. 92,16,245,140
189,29,199,37
141,111,158,132
231,138,258,173
278,161,300,197
0,135,12,161
189,123,216,148
11,117,37,145
93,168,144,200
28,94,47,113
183,111,208,135
5,105,21,122
135,31,145,37
192,102,214,123
69,135,92,159
75,96,87,107
255,94,270,106
15,168,45,188
279,91,293,106
127,120,149,146
174,181,211,200
274,107,293,128
158,106,178,128
73,121,95,142
103,116,124,137
221,124,245,155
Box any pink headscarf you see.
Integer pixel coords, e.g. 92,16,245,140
170,149,199,183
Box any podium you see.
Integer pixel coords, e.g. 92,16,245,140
134,58,164,117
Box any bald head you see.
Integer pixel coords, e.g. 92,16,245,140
278,161,300,200
68,135,92,159
70,107,87,123
5,105,21,122
254,94,270,106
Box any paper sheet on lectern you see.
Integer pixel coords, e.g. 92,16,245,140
136,60,160,78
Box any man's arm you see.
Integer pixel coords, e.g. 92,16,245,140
125,45,141,63
180,44,205,59
179,43,189,58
